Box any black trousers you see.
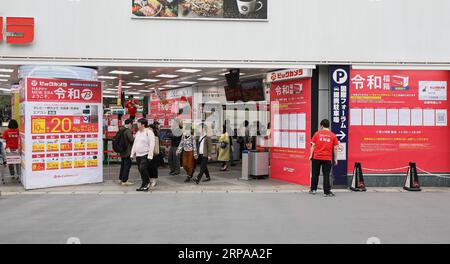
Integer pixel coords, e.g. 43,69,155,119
196,155,210,181
119,156,132,183
311,159,332,194
148,157,159,179
136,156,151,187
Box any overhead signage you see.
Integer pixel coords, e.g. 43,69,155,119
0,17,34,44
132,0,268,21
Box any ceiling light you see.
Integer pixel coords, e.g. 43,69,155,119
127,82,145,86
115,85,132,89
156,74,179,79
126,92,140,95
179,81,198,85
0,74,11,78
0,69,14,73
103,95,117,98
0,79,8,82
163,85,181,88
219,72,246,76
198,77,219,81
103,91,116,94
98,76,118,80
140,79,160,83
109,70,133,75
106,88,118,91
176,69,202,73
138,90,151,93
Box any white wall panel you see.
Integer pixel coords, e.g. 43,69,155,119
0,0,449,64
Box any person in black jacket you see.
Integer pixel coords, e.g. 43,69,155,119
168,120,183,175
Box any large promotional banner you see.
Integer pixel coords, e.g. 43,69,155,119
349,70,450,173
270,76,311,185
329,66,350,185
20,78,103,189
148,87,193,128
132,0,268,21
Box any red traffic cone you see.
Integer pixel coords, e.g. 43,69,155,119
403,162,421,191
350,162,367,192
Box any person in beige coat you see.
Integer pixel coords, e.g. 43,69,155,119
217,125,231,171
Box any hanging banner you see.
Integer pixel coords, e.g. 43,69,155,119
329,66,349,185
349,69,450,173
148,87,193,128
270,78,311,185
20,77,103,190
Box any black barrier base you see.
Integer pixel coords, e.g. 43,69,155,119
403,186,422,192
350,187,367,192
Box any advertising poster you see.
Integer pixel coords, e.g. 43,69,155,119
270,75,312,185
20,77,103,190
148,87,193,128
132,0,268,21
349,70,450,173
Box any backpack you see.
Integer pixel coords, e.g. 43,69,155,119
112,129,127,153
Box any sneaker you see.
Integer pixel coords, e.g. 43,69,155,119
309,190,317,195
150,179,157,188
323,192,335,197
202,178,211,182
192,177,199,184
136,186,149,192
121,181,134,186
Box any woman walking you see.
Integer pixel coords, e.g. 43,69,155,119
176,128,197,182
131,118,156,192
148,123,160,187
218,125,231,171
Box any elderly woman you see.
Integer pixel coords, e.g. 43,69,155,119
176,128,197,182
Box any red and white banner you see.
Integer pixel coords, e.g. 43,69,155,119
148,88,193,128
20,77,103,189
270,78,312,185
25,78,102,103
349,69,450,173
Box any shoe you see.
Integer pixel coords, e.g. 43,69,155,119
169,171,175,174
121,181,134,186
323,192,335,197
202,178,211,182
309,190,317,195
192,177,199,184
136,186,149,192
150,179,157,187
184,177,191,182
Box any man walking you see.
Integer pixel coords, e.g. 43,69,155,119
193,124,212,184
168,120,182,175
118,119,135,186
131,118,156,192
309,119,339,197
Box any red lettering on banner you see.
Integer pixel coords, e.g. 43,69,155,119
26,78,102,103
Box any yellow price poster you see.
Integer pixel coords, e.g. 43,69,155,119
74,152,86,168
46,135,60,152
46,153,60,170
87,159,98,167
60,153,73,169
87,151,99,168
31,118,46,134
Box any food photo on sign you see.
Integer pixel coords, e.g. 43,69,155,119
132,0,268,20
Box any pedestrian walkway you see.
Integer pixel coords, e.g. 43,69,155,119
1,163,450,195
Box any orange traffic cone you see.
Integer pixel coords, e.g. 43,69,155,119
403,162,421,191
350,162,367,192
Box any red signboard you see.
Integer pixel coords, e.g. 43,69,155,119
26,78,102,103
270,78,312,185
349,69,450,173
149,92,192,128
0,17,34,44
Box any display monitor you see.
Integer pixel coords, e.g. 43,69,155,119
240,79,265,102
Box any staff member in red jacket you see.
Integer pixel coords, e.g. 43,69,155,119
125,95,140,120
2,119,20,178
309,119,339,197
